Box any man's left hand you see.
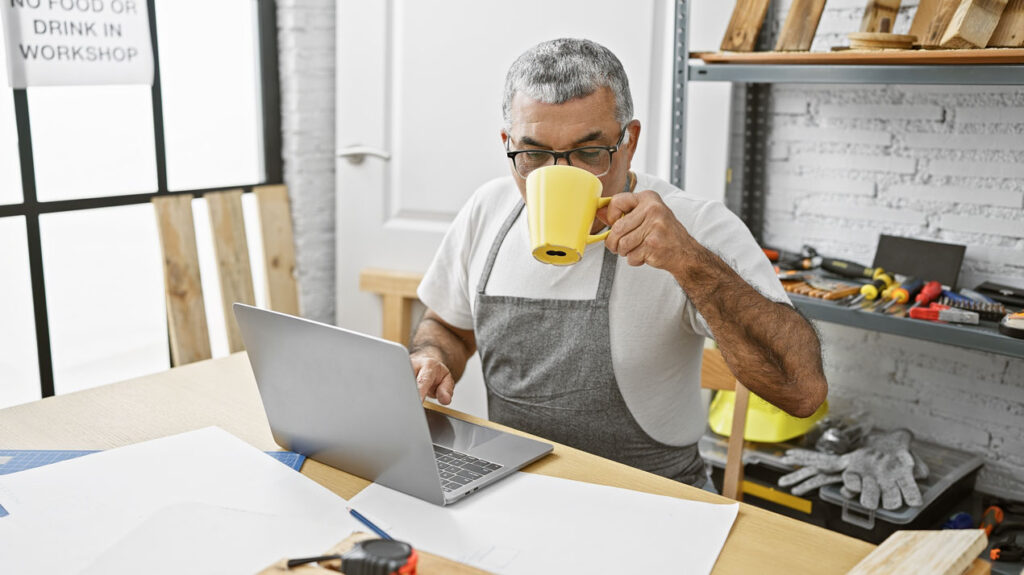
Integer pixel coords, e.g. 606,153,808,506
598,190,692,275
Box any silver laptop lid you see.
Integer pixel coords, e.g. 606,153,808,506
234,303,446,505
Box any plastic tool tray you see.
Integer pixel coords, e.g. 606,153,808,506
699,431,983,530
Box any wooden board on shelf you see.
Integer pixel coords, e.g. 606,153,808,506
940,0,1009,48
848,32,917,49
775,0,828,51
847,530,988,575
923,0,965,46
721,0,772,51
909,0,942,41
861,0,903,33
989,0,1024,46
694,47,1024,64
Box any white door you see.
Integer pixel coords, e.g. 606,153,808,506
335,0,674,418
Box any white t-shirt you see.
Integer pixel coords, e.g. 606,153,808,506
418,172,790,446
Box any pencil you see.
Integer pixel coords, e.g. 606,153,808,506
347,506,393,540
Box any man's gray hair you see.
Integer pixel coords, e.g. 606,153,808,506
502,38,634,130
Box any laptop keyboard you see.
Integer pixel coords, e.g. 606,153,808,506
433,445,503,493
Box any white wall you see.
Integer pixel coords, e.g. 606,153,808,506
277,0,337,323
750,1,1024,499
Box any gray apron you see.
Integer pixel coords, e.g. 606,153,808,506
473,188,707,486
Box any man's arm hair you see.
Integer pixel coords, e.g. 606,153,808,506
409,310,477,382
677,244,828,418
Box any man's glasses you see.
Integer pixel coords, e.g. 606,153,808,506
505,127,628,179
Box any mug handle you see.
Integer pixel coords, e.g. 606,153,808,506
586,196,613,245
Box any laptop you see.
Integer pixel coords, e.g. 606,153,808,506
233,304,553,506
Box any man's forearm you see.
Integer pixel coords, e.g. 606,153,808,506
673,241,828,417
409,315,474,382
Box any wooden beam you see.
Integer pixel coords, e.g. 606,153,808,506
359,268,423,299
989,0,1024,46
720,0,772,52
909,0,942,42
153,195,211,366
205,190,256,353
923,0,965,45
940,0,1009,48
254,185,300,316
860,0,903,33
775,0,828,51
722,381,750,501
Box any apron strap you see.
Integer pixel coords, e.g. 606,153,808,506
476,200,524,296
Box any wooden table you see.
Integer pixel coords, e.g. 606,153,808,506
0,353,875,574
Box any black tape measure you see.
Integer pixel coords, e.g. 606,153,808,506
286,539,418,574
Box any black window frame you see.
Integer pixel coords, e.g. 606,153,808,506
0,0,283,399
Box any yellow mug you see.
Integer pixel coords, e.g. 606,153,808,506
526,165,610,265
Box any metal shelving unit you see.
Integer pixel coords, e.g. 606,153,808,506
793,296,1024,359
689,64,1024,85
668,1,1024,360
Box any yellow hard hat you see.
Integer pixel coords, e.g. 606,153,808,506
708,390,828,443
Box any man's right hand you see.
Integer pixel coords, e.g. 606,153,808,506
411,352,457,405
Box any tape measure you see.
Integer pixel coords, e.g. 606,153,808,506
999,312,1024,339
287,539,418,574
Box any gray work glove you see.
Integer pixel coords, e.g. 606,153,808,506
777,449,852,496
839,429,929,511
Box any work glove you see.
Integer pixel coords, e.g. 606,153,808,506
839,429,929,511
777,449,852,496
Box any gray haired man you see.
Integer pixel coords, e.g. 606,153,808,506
410,38,828,489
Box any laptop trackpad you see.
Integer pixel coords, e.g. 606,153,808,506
425,409,506,453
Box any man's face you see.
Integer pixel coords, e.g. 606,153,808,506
502,86,640,201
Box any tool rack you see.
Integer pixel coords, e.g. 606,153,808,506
668,1,1024,360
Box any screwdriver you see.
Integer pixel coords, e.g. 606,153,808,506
909,281,943,310
846,269,894,307
878,277,924,313
820,258,876,280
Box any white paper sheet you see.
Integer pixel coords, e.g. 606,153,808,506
350,472,739,575
0,427,357,574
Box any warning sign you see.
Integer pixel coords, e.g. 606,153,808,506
1,0,154,88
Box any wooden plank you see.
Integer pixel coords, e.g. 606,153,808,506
695,47,1024,64
860,0,903,33
721,0,772,51
924,0,964,45
775,0,828,51
722,381,750,501
909,0,942,41
359,268,423,299
989,0,1024,46
940,0,1009,48
152,194,211,366
205,190,256,353
847,530,987,575
254,185,300,316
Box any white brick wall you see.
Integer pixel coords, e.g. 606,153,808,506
753,75,1024,497
277,0,336,323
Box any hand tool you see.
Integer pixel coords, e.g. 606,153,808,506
286,539,419,574
980,505,1005,536
958,288,998,304
909,305,980,325
909,280,943,310
1000,312,1024,339
878,277,924,313
937,296,1008,321
820,258,876,280
846,269,893,307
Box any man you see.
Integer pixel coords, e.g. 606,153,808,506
410,38,827,488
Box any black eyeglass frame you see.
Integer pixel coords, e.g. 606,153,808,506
504,125,629,179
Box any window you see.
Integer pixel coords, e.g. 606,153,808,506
0,37,21,206
0,0,281,408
